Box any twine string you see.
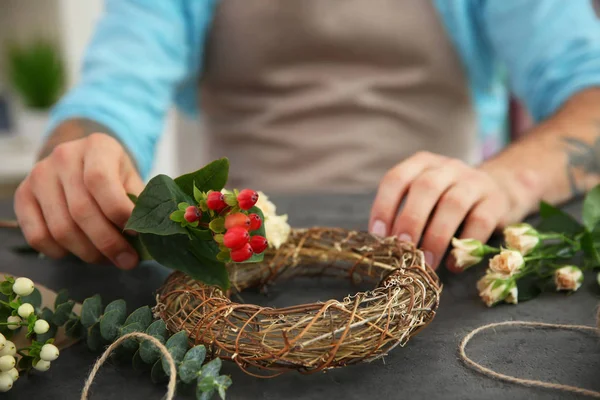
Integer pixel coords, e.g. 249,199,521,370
459,320,600,398
81,332,177,400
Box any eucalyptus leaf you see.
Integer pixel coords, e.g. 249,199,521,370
183,345,207,364
215,375,232,399
20,288,42,311
87,322,104,352
140,320,168,364
200,358,222,379
151,358,168,384
119,322,145,352
162,331,189,375
583,185,600,231
178,359,204,384
198,376,216,392
197,388,215,400
125,174,194,236
174,158,229,196
0,281,12,296
104,299,127,317
81,295,103,328
132,349,151,371
54,289,69,309
100,309,125,341
124,306,152,331
52,300,74,326
65,318,83,338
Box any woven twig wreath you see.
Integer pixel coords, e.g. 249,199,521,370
155,228,442,377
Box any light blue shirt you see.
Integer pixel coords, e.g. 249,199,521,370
48,0,600,179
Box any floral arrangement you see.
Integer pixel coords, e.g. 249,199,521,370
451,185,600,307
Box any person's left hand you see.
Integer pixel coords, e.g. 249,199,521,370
369,152,520,270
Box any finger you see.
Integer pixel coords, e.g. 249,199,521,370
369,152,444,237
82,134,136,229
391,160,463,245
30,158,103,263
419,182,484,269
459,196,505,243
14,179,67,259
59,155,139,270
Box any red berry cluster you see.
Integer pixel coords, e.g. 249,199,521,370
170,188,267,263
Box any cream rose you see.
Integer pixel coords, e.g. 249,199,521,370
450,238,484,270
504,223,539,255
488,249,524,276
477,272,515,307
554,266,583,291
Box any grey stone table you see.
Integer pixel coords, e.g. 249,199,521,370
0,194,599,400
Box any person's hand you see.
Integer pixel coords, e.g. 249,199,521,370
369,152,528,270
14,133,144,269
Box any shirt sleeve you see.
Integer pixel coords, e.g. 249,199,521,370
481,0,600,121
47,0,214,178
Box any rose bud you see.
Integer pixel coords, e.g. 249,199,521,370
230,243,253,262
224,213,251,230
477,273,514,307
237,189,259,210
449,238,485,271
249,235,268,254
554,266,584,291
206,191,227,212
504,223,539,255
488,249,524,276
223,227,250,250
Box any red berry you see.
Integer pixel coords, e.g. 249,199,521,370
207,192,227,212
224,213,250,230
248,213,262,231
223,226,250,250
249,235,268,254
230,243,253,262
237,189,258,210
184,206,201,223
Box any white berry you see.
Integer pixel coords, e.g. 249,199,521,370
0,372,12,392
33,359,50,372
17,303,34,318
12,277,34,296
0,356,15,372
0,341,16,357
34,319,50,334
5,368,18,382
40,344,59,362
6,316,21,330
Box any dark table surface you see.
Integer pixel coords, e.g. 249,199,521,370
0,194,599,400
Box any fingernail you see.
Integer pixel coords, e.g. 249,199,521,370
370,220,387,237
398,233,412,243
424,251,434,266
116,252,137,270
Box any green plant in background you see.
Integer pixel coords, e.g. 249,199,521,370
6,39,65,110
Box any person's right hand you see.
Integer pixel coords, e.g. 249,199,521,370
14,133,145,270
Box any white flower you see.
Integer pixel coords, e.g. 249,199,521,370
489,249,524,276
12,277,34,296
0,342,16,357
5,368,18,382
477,272,514,307
0,356,15,372
40,343,59,362
265,215,291,249
17,303,35,318
0,372,12,392
450,238,485,270
504,223,539,255
34,319,50,334
33,359,51,372
6,316,21,330
554,266,583,291
254,191,277,218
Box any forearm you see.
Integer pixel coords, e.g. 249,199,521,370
38,118,116,160
480,88,600,218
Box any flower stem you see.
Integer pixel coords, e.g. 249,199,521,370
0,300,11,308
0,322,26,327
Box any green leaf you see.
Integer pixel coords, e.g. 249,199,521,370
21,288,42,311
537,201,583,235
65,318,83,338
132,349,151,371
81,295,102,328
174,158,229,196
189,227,214,241
18,355,33,371
141,233,230,289
198,376,217,392
197,387,215,400
124,306,152,331
170,210,185,223
583,185,600,231
87,322,104,352
184,345,207,364
151,359,167,384
125,234,153,262
193,184,204,204
8,300,19,310
125,174,194,236
581,231,600,266
215,375,232,400
118,322,145,352
516,275,542,302
0,281,12,296
52,300,74,326
127,193,138,204
179,359,204,384
178,202,190,211
162,331,189,375
139,320,168,364
54,289,69,309
200,358,222,379
100,310,126,341
104,299,127,316
209,218,225,234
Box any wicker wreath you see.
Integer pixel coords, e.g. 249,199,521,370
155,228,442,377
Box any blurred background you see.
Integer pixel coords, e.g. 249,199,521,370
0,0,206,200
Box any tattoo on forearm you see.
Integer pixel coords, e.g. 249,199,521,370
563,124,600,196
38,118,115,160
